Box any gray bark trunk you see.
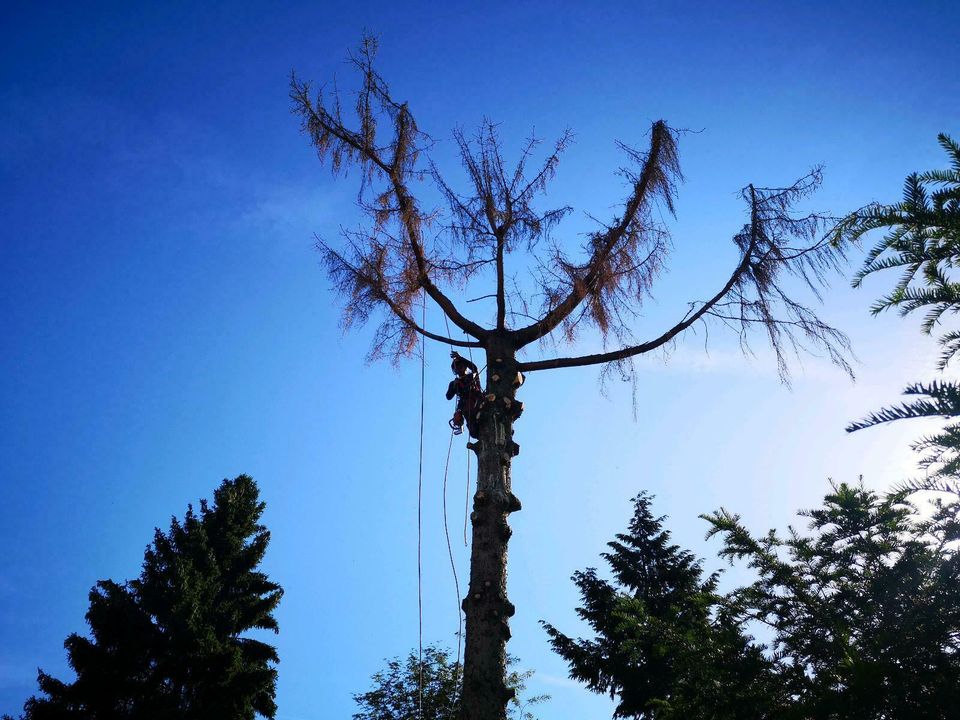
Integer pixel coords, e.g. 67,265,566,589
459,341,521,720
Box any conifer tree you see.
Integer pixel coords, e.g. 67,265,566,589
292,36,851,720
543,493,781,719
11,475,282,720
548,485,960,719
705,482,960,719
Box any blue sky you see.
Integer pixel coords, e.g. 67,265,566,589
2,1,958,718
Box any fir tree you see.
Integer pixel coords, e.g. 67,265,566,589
542,493,780,719
12,475,282,720
548,486,960,719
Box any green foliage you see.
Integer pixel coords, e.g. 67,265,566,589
833,133,960,488
832,133,960,349
351,645,547,720
705,482,960,719
12,475,282,720
548,487,960,719
846,381,960,490
542,493,782,719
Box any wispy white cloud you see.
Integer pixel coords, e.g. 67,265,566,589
238,182,345,238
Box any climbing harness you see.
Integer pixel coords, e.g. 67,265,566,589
446,352,483,438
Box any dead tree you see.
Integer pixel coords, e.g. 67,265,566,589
291,37,852,720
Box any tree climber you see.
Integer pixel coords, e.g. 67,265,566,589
446,352,482,437
446,352,525,446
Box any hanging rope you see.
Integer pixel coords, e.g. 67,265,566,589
444,311,476,549
464,449,470,547
441,312,455,354
417,296,426,720
442,427,464,698
438,310,470,689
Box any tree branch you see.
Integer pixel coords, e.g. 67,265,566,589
291,65,487,342
517,233,755,372
512,120,678,347
390,179,488,338
388,302,484,348
519,176,851,378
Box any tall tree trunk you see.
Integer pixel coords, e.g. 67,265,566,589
459,341,521,720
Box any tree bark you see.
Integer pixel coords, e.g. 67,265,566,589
459,338,521,720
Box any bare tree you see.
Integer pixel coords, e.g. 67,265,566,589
291,36,852,720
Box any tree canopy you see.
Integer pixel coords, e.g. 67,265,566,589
543,493,781,719
352,645,547,720
707,482,960,719
291,35,853,382
546,485,960,719
9,475,282,720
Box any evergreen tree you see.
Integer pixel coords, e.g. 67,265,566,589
542,493,781,719
547,486,960,719
352,645,547,720
705,482,960,719
832,133,960,489
11,475,282,720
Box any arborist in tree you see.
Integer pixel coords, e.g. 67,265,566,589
446,351,526,444
447,351,483,437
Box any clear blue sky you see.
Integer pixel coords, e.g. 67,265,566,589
2,1,957,718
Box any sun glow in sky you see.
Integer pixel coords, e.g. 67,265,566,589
2,2,958,718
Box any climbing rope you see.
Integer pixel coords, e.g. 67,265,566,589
464,449,470,547
442,312,474,549
440,309,469,690
417,296,426,720
416,300,471,715
442,426,464,697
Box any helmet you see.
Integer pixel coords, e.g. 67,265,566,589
450,352,473,376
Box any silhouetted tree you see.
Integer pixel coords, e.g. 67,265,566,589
543,493,783,719
352,645,547,720
292,35,851,720
548,485,960,719
833,133,960,489
9,475,282,720
706,482,960,719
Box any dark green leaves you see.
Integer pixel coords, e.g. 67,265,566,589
835,132,960,488
834,133,960,348
704,482,960,720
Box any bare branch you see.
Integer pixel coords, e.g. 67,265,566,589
518,239,752,372
431,122,573,333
